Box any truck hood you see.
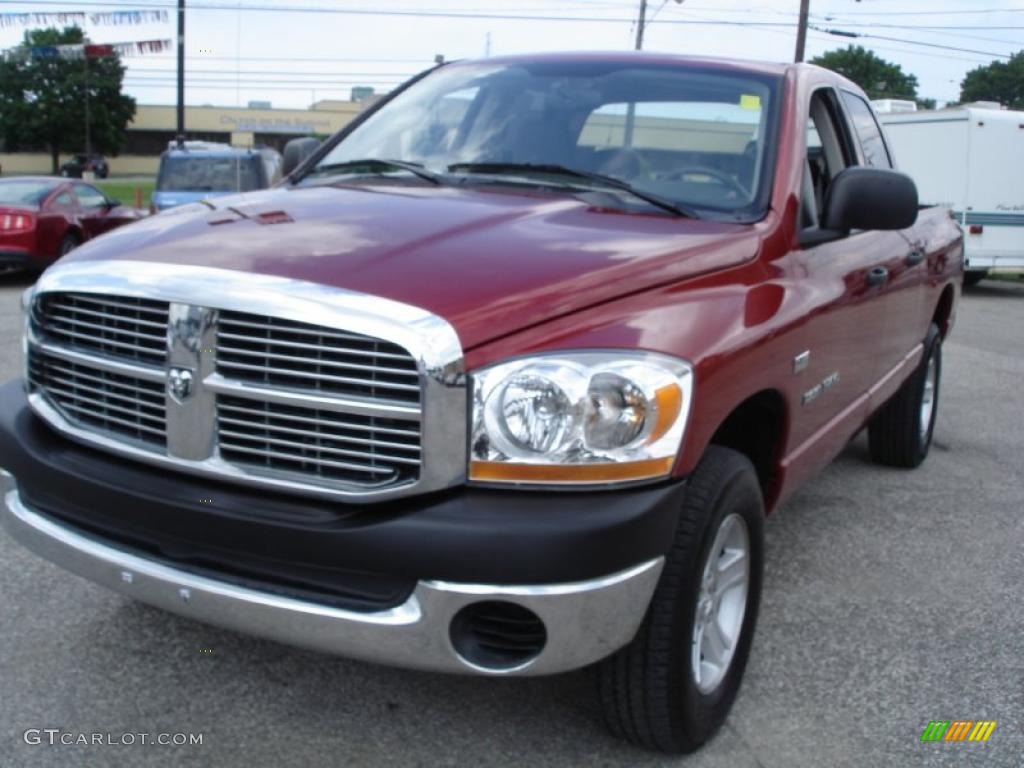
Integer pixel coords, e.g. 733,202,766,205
62,182,761,349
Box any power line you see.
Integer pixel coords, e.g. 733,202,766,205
820,6,1024,17
810,25,1014,59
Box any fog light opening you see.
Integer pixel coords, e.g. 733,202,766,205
449,601,547,672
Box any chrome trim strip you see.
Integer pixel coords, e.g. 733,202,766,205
26,260,467,503
3,489,663,676
204,373,422,420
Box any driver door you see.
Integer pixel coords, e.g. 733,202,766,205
73,182,125,238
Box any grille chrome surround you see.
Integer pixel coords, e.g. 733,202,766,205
24,261,466,503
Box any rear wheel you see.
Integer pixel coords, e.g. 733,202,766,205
868,323,942,468
963,270,988,288
597,446,764,753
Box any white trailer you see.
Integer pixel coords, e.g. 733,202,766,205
876,102,1024,284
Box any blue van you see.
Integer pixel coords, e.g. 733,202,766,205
152,142,283,212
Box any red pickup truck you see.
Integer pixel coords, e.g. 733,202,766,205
0,53,961,753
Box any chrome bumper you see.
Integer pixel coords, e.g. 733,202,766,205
0,482,662,676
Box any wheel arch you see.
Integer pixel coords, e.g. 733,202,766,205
705,388,788,511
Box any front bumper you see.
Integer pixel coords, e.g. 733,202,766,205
0,248,32,269
1,483,662,675
0,381,683,675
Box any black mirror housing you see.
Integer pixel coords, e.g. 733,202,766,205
282,137,323,177
822,166,918,231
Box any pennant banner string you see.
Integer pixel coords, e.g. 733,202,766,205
0,10,168,28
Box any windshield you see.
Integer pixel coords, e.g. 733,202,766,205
0,180,55,206
157,154,263,193
308,59,781,219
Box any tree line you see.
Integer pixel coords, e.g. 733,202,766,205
810,45,1024,111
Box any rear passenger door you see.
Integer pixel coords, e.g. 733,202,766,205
790,88,906,436
839,90,928,370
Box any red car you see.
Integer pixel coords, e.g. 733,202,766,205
0,176,145,273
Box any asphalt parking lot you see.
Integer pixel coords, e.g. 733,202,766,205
0,272,1020,768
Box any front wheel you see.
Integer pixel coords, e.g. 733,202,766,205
58,233,80,257
597,446,764,753
868,323,942,468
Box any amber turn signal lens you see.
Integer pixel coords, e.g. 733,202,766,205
648,383,683,444
469,456,674,484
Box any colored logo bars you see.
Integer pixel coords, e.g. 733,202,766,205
0,39,172,62
920,721,997,743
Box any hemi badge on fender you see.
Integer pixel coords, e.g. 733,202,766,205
793,351,810,373
802,372,840,406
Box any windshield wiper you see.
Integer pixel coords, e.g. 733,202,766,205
446,162,700,218
301,158,443,186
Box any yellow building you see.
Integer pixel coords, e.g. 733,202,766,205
0,99,365,176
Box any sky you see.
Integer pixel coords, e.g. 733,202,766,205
2,0,1023,109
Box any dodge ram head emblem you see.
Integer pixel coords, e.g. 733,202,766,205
167,367,195,403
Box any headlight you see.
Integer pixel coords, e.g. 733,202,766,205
470,351,693,486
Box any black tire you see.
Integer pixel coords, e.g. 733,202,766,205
597,446,764,753
58,233,80,257
868,323,941,468
963,270,988,288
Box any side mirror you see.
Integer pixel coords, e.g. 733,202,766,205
105,198,121,208
822,166,918,231
282,137,322,177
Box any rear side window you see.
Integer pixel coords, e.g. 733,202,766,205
841,91,892,168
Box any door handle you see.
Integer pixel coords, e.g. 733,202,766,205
905,249,925,267
866,266,889,286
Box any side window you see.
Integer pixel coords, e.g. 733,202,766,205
802,89,856,231
840,91,893,168
52,192,73,207
74,184,107,209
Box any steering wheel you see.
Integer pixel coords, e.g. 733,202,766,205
661,166,749,197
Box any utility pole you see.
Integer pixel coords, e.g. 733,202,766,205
634,0,648,50
176,0,185,145
794,0,810,62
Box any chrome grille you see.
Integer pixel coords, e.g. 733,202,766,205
33,292,168,365
27,348,167,447
217,396,421,486
217,311,421,403
25,264,465,504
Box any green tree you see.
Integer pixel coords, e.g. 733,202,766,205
810,45,932,108
960,51,1024,110
0,27,136,173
